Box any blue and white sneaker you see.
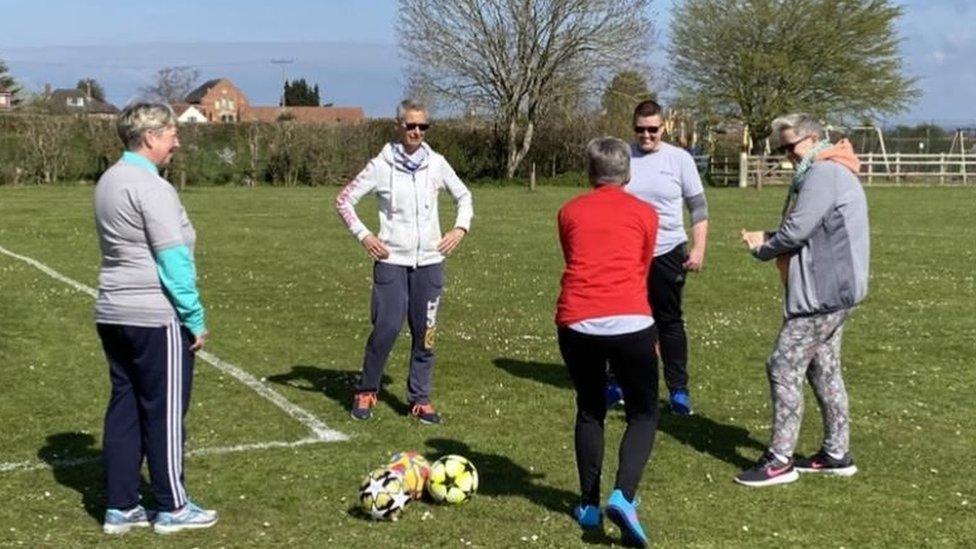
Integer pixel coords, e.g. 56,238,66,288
153,501,218,534
669,388,693,415
605,381,625,409
102,505,153,534
605,489,648,548
572,503,602,530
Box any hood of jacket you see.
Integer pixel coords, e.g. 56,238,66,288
816,138,861,175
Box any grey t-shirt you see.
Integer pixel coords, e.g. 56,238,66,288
93,160,196,327
627,142,704,257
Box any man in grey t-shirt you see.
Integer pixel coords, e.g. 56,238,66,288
623,100,710,415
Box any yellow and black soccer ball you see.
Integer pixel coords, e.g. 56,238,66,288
388,451,432,501
427,454,479,504
359,468,411,521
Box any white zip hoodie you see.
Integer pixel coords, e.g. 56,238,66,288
335,142,474,267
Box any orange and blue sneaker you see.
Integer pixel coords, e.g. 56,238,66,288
409,402,440,425
605,489,648,548
102,504,153,534
351,392,377,420
734,451,799,487
572,504,602,530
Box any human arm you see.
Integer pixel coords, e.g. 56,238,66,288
753,168,835,261
335,161,389,259
437,161,473,255
680,152,709,272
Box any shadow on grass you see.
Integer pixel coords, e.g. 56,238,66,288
656,401,765,469
491,357,764,468
492,358,572,390
37,432,104,524
266,365,409,416
424,437,576,517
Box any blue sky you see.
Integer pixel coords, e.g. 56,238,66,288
1,0,972,126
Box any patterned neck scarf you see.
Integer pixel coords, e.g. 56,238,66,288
781,139,832,219
392,142,428,173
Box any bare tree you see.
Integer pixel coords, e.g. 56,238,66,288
141,66,201,104
399,0,653,178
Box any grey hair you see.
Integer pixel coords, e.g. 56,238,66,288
586,136,631,186
117,102,177,150
770,113,824,143
395,99,427,122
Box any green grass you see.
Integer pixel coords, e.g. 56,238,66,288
0,184,974,547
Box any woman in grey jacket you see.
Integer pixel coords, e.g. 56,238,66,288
738,113,869,487
335,99,473,424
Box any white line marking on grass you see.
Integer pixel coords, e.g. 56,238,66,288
1,437,326,474
0,244,348,443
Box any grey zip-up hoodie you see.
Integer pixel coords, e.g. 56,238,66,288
335,142,473,267
754,160,870,318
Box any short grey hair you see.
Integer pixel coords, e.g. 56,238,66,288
117,102,177,150
395,99,427,122
770,113,824,145
586,136,631,186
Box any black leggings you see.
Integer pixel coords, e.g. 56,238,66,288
558,326,660,505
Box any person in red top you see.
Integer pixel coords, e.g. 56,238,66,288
556,137,660,548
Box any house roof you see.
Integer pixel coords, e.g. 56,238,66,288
247,106,365,124
171,103,201,116
48,88,119,114
184,78,225,103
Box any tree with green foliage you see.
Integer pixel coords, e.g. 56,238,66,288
601,70,655,138
76,78,106,101
671,0,919,151
283,79,320,106
1,58,22,105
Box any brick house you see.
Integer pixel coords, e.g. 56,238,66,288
171,103,208,124
184,78,249,123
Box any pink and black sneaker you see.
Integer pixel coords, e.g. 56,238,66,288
734,451,799,487
795,450,858,476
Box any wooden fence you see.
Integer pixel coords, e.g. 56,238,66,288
702,153,976,187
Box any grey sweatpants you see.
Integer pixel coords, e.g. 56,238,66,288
355,262,443,404
767,308,852,458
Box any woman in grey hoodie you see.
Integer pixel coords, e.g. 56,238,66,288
738,113,869,487
335,99,473,424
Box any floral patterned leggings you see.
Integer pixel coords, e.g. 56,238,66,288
767,309,852,458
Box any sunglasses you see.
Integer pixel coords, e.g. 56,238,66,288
634,125,661,135
778,135,811,154
403,123,430,131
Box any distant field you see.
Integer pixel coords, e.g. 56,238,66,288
1,185,973,547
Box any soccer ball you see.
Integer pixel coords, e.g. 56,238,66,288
388,451,431,500
359,468,411,521
427,455,478,504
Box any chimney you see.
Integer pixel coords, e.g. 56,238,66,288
44,83,52,97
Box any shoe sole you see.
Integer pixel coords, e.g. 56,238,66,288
154,517,218,534
733,469,800,487
103,521,150,534
416,417,440,425
350,410,373,420
796,464,857,476
605,505,648,548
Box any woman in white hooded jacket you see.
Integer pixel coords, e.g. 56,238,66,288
335,99,473,424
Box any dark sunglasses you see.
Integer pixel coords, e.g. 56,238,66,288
778,135,811,154
403,123,430,131
634,125,661,135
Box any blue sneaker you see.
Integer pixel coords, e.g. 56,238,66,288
102,505,153,534
669,389,693,415
572,504,602,530
153,501,218,534
605,489,648,548
605,381,625,409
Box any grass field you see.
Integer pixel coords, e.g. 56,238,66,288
1,184,974,547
